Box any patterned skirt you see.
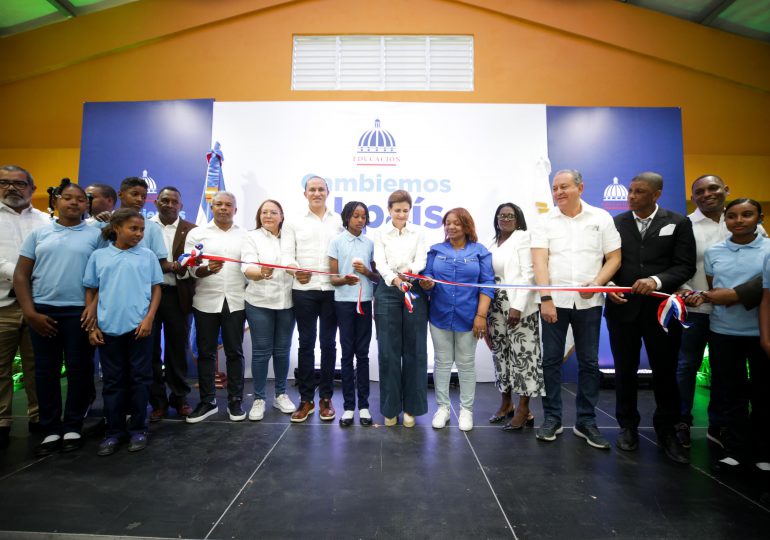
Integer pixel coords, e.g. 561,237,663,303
487,289,545,396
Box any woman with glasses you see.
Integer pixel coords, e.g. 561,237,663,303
486,203,544,431
241,200,297,421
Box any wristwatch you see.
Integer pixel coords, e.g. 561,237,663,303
540,295,553,302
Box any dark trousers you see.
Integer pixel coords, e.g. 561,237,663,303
28,305,94,437
374,283,428,418
100,331,152,438
150,285,192,409
709,331,770,462
193,300,245,403
336,301,372,411
541,306,602,426
607,302,682,437
293,290,337,402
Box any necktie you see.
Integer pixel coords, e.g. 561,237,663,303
638,217,651,238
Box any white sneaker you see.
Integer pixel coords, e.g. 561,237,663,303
403,413,415,428
432,406,451,429
458,408,473,432
249,399,265,421
273,394,296,414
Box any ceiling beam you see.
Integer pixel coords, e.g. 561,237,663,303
45,0,77,18
700,0,736,26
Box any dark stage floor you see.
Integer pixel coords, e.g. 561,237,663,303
1,380,769,540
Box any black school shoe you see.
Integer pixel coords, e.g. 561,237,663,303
35,436,62,457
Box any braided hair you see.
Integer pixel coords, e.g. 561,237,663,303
46,178,88,219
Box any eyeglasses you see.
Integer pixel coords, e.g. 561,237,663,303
0,180,29,190
496,214,516,221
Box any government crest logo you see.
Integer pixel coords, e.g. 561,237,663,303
141,169,159,203
353,119,400,167
602,177,629,211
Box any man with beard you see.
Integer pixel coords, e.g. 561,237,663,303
0,165,50,448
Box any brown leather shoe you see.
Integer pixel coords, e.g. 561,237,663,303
291,401,315,423
149,407,167,423
176,402,193,417
319,398,336,421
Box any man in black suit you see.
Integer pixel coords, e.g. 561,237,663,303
605,172,696,464
149,187,197,420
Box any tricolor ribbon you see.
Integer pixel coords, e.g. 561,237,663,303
399,281,417,314
180,244,368,316
400,272,691,331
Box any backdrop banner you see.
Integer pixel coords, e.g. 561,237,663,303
211,101,553,381
78,100,686,382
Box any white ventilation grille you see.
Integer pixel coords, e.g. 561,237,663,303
292,35,474,91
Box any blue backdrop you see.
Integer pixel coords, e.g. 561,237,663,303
79,98,215,221
546,106,686,374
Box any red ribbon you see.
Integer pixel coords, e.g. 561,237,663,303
400,272,688,329
181,247,368,315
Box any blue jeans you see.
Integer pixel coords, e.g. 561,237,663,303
374,283,428,418
99,331,153,438
336,301,372,411
245,302,294,400
541,306,602,426
28,305,94,437
676,312,721,426
292,290,337,402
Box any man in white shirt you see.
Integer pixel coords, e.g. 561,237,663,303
281,176,343,423
531,169,621,449
184,192,247,424
148,187,196,421
675,174,766,449
0,165,50,448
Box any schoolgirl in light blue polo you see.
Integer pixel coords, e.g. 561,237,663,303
83,208,163,457
704,198,770,472
328,201,377,427
761,252,770,360
13,179,104,457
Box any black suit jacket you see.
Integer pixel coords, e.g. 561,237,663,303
604,207,696,323
171,219,197,314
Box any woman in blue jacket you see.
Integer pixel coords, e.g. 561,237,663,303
421,208,495,432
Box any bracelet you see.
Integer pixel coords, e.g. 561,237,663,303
540,295,553,302
475,313,487,319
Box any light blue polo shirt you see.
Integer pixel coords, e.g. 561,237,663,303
327,230,375,302
20,221,105,307
705,234,770,336
763,252,770,289
90,217,168,260
83,244,164,336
